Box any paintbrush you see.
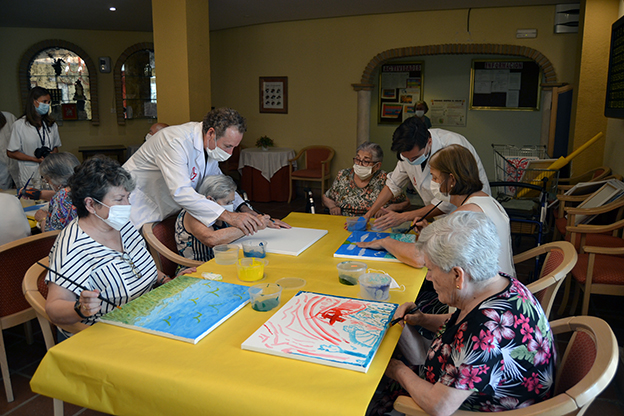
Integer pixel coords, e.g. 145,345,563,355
390,306,420,326
403,200,443,234
17,171,36,199
37,262,122,310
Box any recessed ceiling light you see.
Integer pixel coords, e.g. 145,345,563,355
109,7,116,12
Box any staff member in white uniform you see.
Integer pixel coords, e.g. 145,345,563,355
365,117,490,229
7,87,61,188
123,108,285,235
0,111,18,189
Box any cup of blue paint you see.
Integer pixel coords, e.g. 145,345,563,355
358,273,391,301
249,283,282,312
242,240,268,258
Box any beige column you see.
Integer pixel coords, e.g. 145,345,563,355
353,85,374,145
152,0,211,124
570,0,619,175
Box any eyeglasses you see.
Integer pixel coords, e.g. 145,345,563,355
120,252,143,280
353,158,378,167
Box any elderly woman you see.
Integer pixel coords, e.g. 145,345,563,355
33,152,80,231
414,100,432,129
46,156,192,338
358,144,515,277
371,211,555,415
176,175,270,262
322,141,410,216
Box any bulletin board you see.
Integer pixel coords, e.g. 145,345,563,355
378,62,423,124
470,59,541,111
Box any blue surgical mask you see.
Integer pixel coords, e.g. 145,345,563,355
36,102,50,116
402,152,428,166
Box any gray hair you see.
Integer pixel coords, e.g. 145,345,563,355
198,175,237,200
416,211,500,282
356,141,383,162
39,152,80,187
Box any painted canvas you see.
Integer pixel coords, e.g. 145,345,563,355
100,275,249,344
333,231,416,262
241,292,397,373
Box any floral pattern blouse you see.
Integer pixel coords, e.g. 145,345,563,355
420,277,556,411
324,168,407,217
44,187,77,232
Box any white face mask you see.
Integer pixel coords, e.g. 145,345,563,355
353,164,374,180
145,132,153,142
415,110,425,118
205,139,232,162
430,180,451,203
93,198,132,230
221,204,234,212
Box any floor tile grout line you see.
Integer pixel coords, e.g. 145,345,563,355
2,393,42,416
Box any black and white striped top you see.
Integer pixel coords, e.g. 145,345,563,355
47,219,158,326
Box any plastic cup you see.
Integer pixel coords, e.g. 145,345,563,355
358,273,391,301
249,283,282,312
336,261,367,285
242,240,268,258
236,258,268,282
345,216,367,231
213,244,239,265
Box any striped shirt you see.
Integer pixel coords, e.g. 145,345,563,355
47,218,158,327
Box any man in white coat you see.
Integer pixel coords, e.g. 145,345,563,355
124,108,282,235
365,117,490,229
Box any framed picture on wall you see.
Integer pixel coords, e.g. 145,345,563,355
378,62,423,124
260,77,288,114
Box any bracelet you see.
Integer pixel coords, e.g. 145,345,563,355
74,299,88,319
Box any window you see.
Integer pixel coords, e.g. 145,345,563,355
114,43,157,124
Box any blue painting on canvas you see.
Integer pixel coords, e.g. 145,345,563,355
100,275,249,344
333,231,416,262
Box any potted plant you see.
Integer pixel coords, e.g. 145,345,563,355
255,135,274,151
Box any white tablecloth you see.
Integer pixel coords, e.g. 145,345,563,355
238,147,296,181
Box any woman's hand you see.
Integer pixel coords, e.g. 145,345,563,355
410,218,428,233
78,289,102,317
355,237,388,250
34,209,48,222
329,206,341,215
385,358,409,381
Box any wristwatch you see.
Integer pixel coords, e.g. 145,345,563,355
74,299,88,319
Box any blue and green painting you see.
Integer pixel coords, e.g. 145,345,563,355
333,231,416,262
100,275,249,344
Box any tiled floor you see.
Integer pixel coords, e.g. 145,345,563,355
1,194,623,415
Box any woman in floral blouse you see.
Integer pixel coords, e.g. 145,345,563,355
35,152,79,231
376,211,555,415
322,142,409,216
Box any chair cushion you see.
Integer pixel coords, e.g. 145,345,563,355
305,148,331,170
565,233,624,254
572,253,624,285
291,168,323,179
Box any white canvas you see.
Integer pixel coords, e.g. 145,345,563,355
233,227,328,256
241,292,397,373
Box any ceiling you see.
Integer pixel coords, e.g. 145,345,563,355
0,0,564,32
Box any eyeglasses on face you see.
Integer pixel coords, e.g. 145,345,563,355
353,157,378,167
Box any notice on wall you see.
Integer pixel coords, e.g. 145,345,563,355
430,99,467,127
378,62,423,124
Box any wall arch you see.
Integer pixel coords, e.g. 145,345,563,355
113,42,155,125
19,39,99,126
352,43,558,143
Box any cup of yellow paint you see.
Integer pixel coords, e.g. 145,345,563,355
236,258,268,282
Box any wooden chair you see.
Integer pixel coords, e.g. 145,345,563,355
22,258,89,416
565,218,624,315
0,230,60,403
287,145,334,203
394,315,619,416
557,166,611,194
515,241,577,318
142,214,202,277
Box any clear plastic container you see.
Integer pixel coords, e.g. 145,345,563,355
358,273,391,301
249,283,282,312
336,261,367,285
213,244,239,265
242,240,268,258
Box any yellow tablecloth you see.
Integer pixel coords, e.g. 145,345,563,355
30,213,425,416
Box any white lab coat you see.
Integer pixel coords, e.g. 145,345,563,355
385,128,490,214
123,122,244,230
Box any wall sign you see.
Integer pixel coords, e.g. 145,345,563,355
260,76,288,114
470,60,541,110
378,62,423,123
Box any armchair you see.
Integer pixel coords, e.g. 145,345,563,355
287,145,334,203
